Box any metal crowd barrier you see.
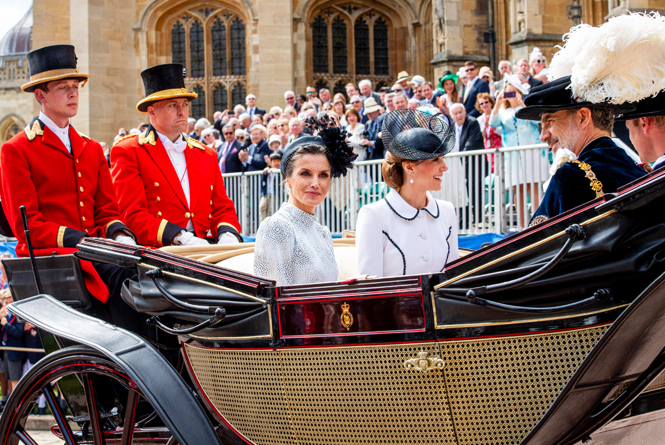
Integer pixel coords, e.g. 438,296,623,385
223,144,551,237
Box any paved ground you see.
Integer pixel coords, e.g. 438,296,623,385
22,431,63,444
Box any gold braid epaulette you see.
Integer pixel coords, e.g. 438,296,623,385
570,159,604,198
113,134,137,146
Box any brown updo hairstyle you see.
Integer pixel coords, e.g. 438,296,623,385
382,152,409,190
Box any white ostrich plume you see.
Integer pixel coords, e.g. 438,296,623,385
570,13,665,104
548,23,598,81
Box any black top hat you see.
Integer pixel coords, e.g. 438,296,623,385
136,63,197,113
22,44,89,92
615,92,665,121
381,109,455,161
515,76,635,121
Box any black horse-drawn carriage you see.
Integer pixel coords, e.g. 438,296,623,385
2,167,665,445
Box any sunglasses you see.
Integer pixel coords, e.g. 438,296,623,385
481,75,490,79
237,136,245,140
223,132,234,135
306,91,316,94
286,96,294,100
351,101,361,105
465,67,477,72
534,59,544,63
479,101,490,106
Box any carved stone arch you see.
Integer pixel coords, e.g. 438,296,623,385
137,0,256,33
0,114,26,142
298,0,417,26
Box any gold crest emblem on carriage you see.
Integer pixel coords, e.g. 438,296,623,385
340,302,353,331
404,351,445,373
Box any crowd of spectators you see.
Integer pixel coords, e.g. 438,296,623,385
105,47,555,224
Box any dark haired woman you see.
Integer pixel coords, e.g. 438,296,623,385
355,109,459,277
253,119,356,286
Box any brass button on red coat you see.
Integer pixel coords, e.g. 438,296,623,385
208,214,212,219
78,172,81,178
79,202,84,207
157,211,162,217
209,200,213,205
185,212,191,218
154,182,159,187
80,187,84,193
156,197,161,202
210,185,213,190
76,159,79,164
82,216,86,222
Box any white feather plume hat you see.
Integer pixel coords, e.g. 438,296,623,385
549,12,665,105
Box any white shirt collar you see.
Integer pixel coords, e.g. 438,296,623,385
384,189,439,220
654,154,665,168
467,76,479,89
158,132,188,153
39,111,71,153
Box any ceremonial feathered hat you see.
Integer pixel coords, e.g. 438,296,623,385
22,45,89,92
381,109,456,160
548,12,665,107
136,63,198,113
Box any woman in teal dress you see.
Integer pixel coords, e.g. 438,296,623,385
489,74,550,227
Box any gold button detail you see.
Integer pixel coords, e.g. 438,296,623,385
79,187,84,193
79,201,84,207
76,159,79,164
85,229,88,233
210,185,213,190
78,172,81,178
185,212,191,218
82,216,86,222
209,200,213,205
157,211,162,217
156,197,161,202
208,214,212,219
154,182,160,187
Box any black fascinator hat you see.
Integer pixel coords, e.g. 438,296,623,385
281,113,358,178
381,109,455,161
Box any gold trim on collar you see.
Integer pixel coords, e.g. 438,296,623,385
187,137,207,151
434,210,616,290
57,226,66,248
157,219,168,246
139,129,157,146
24,120,44,141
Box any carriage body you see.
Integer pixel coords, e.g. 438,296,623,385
4,169,665,444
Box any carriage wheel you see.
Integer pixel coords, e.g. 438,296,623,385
0,345,178,445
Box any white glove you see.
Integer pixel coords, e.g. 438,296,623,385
217,232,240,245
115,235,137,246
174,231,209,246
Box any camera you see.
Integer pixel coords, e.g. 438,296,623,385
360,127,371,146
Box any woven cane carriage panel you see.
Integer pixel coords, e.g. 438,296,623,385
440,325,609,445
184,346,296,444
279,343,457,445
185,342,457,444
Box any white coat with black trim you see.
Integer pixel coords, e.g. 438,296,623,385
355,189,459,278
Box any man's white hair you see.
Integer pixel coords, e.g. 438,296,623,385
239,112,251,122
358,79,372,89
194,118,210,130
201,127,215,138
246,94,256,101
408,98,420,105
234,104,246,113
350,95,362,103
284,90,295,99
448,103,465,113
187,118,196,124
235,128,246,137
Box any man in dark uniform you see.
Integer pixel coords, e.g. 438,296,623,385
0,45,137,318
112,63,242,247
620,93,665,171
515,76,647,225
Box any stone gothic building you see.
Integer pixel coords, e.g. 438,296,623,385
0,0,662,145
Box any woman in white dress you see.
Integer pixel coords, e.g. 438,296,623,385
254,116,357,286
355,109,460,277
345,108,366,159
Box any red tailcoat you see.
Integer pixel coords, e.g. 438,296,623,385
111,126,241,247
0,118,133,303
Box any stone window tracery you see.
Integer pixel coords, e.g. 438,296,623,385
168,8,248,120
309,5,392,92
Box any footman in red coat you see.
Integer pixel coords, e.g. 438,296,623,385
0,44,137,310
111,63,242,247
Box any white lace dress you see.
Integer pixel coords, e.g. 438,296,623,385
253,203,338,286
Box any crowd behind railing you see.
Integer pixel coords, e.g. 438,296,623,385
102,47,636,236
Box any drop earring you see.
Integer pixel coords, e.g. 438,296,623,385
410,172,414,184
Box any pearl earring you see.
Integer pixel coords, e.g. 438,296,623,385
410,172,414,184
